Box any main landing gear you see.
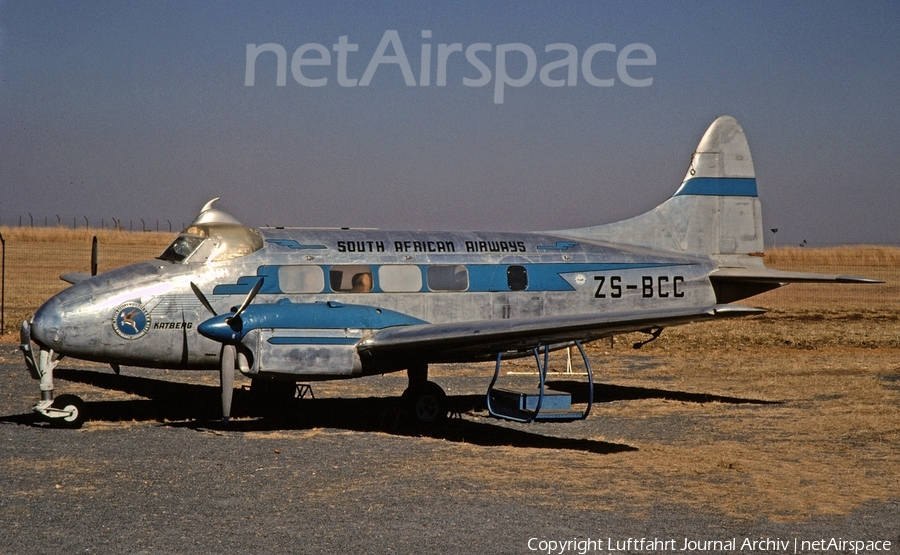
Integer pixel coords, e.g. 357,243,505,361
20,321,87,428
401,364,448,430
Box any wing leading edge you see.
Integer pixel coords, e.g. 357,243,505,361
358,304,764,366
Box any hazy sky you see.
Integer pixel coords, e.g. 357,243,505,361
1,1,898,246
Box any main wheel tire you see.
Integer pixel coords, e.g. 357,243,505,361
402,381,448,430
249,379,296,416
250,379,296,402
49,394,86,429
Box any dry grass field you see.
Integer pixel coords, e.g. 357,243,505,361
0,227,174,334
1,228,898,522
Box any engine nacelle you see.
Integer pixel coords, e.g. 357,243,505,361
240,329,362,378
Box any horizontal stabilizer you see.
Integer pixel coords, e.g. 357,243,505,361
708,267,882,303
711,268,883,284
60,272,91,285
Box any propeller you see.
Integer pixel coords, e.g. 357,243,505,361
190,279,263,424
190,282,217,316
226,278,263,325
220,344,235,424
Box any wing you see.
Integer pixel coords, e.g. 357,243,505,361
358,304,764,365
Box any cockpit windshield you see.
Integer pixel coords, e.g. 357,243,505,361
159,234,205,263
159,223,264,264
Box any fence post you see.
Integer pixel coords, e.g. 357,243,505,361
91,236,99,276
0,231,5,334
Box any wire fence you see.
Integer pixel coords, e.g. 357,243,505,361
0,214,188,233
0,230,897,337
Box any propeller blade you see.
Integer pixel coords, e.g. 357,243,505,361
190,282,217,316
227,279,263,323
220,344,235,424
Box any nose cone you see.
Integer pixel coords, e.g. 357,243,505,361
197,315,242,344
30,296,66,349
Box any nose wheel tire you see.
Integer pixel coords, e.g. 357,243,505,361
42,394,87,429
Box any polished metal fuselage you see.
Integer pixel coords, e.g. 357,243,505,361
30,226,717,379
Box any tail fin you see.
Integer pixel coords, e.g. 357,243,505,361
555,116,763,259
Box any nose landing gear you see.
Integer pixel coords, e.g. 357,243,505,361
21,320,87,429
35,395,87,429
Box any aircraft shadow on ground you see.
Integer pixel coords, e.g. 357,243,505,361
2,368,775,453
545,379,781,406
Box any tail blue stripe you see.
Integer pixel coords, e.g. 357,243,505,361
675,177,757,197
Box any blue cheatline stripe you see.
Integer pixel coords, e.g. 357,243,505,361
213,262,673,298
267,336,358,345
216,262,687,296
466,263,680,292
674,177,757,197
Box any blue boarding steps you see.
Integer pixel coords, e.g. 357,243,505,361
486,341,594,424
489,387,584,422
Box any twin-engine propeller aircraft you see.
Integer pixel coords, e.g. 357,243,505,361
20,116,879,429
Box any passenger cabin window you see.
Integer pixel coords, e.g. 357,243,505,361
279,266,325,293
507,265,528,291
427,265,468,291
330,265,374,293
378,265,422,292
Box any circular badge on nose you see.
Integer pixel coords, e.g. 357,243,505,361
113,302,151,339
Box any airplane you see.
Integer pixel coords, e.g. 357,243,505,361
19,115,880,429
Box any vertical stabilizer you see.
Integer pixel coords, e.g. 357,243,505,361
555,116,764,260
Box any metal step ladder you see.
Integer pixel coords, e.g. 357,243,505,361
486,341,594,423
